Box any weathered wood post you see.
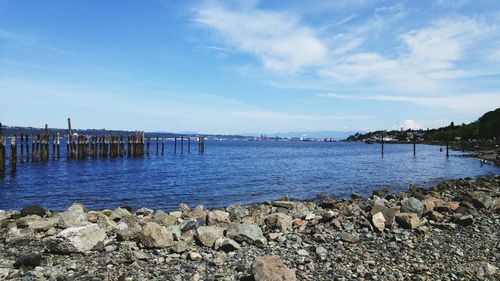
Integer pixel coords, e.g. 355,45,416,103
161,137,165,155
20,134,24,161
0,123,5,173
174,136,177,154
188,137,191,153
31,135,35,161
25,134,29,161
181,136,184,154
35,134,40,161
67,118,73,159
446,134,449,158
156,136,159,155
43,124,49,160
56,133,60,159
10,135,17,173
119,135,125,157
52,134,56,160
381,132,384,155
146,136,150,155
413,134,416,156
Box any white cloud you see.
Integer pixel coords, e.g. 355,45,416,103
194,1,327,73
232,110,372,121
394,120,424,130
318,92,500,113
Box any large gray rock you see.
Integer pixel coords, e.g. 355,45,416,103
59,203,88,228
370,204,396,227
45,224,106,253
109,207,132,221
395,213,421,229
27,218,59,232
96,214,117,232
226,204,249,221
401,197,424,216
214,237,241,252
196,226,225,247
140,222,174,248
5,223,34,242
227,223,267,248
265,213,292,233
20,205,47,217
207,210,231,226
252,256,296,281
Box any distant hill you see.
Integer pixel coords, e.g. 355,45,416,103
346,108,500,142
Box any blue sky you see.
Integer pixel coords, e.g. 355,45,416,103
1,0,499,135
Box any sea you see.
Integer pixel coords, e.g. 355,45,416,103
0,141,498,211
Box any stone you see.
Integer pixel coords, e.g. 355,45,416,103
252,256,296,281
265,213,292,233
226,204,249,221
214,237,241,252
6,223,34,242
304,213,316,220
27,218,59,231
97,214,117,232
401,197,424,216
169,211,183,219
196,226,225,247
140,222,174,248
136,207,154,216
470,192,493,209
59,203,88,228
171,241,189,253
341,232,359,243
20,205,47,217
292,219,307,229
315,246,327,256
227,223,267,248
371,212,385,232
87,211,99,222
189,252,202,261
45,224,106,253
13,254,42,269
351,192,362,199
272,201,295,209
110,207,132,221
422,197,438,212
207,210,231,225
297,249,309,256
457,214,474,227
491,198,500,213
395,213,421,229
180,218,204,232
430,211,444,222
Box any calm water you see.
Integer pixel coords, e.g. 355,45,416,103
0,141,498,211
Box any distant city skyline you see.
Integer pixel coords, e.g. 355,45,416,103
1,0,500,134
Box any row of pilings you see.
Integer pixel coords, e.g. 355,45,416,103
0,122,206,174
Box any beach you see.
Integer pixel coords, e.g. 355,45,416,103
1,176,499,280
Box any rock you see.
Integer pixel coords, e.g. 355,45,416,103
470,192,493,209
226,204,249,221
272,201,295,209
20,205,47,217
188,251,202,261
140,222,174,248
214,237,241,252
207,210,231,225
110,207,132,221
97,214,117,232
227,223,267,248
265,213,292,233
370,205,395,227
351,192,362,199
315,246,327,256
371,212,385,232
13,254,42,269
422,197,438,212
318,198,336,209
340,232,359,243
297,249,309,256
252,256,296,281
136,207,154,216
45,224,106,253
5,223,34,242
59,203,88,228
430,211,444,222
395,213,421,229
401,197,424,216
196,226,225,247
169,211,183,219
304,213,316,220
292,219,307,229
27,218,59,231
179,218,204,232
457,214,474,227
171,241,189,253
491,198,500,213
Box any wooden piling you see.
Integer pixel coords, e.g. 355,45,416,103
181,136,184,154
10,135,17,172
20,134,24,161
67,118,73,159
56,133,60,159
381,132,384,155
119,135,125,157
52,134,56,160
413,134,416,156
161,137,165,155
146,136,150,155
35,134,40,161
0,123,5,173
31,135,35,161
156,136,159,155
174,136,177,154
25,134,29,161
446,135,449,158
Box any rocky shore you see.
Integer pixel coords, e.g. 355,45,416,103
1,176,499,281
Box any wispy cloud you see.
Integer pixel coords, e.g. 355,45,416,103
232,110,372,121
193,1,327,73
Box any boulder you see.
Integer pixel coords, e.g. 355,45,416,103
265,213,292,233
5,223,34,242
136,207,154,216
371,212,385,232
196,226,225,247
110,207,132,221
140,222,174,248
13,254,43,269
457,214,474,227
27,218,59,232
272,201,295,209
59,203,88,228
227,223,267,248
395,213,421,229
214,237,241,252
470,192,493,209
226,204,249,221
252,256,296,281
20,205,47,217
370,205,395,227
207,210,231,226
401,197,424,216
45,224,106,253
97,214,117,232
179,218,204,232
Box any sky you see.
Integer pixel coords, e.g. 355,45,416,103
1,0,500,135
